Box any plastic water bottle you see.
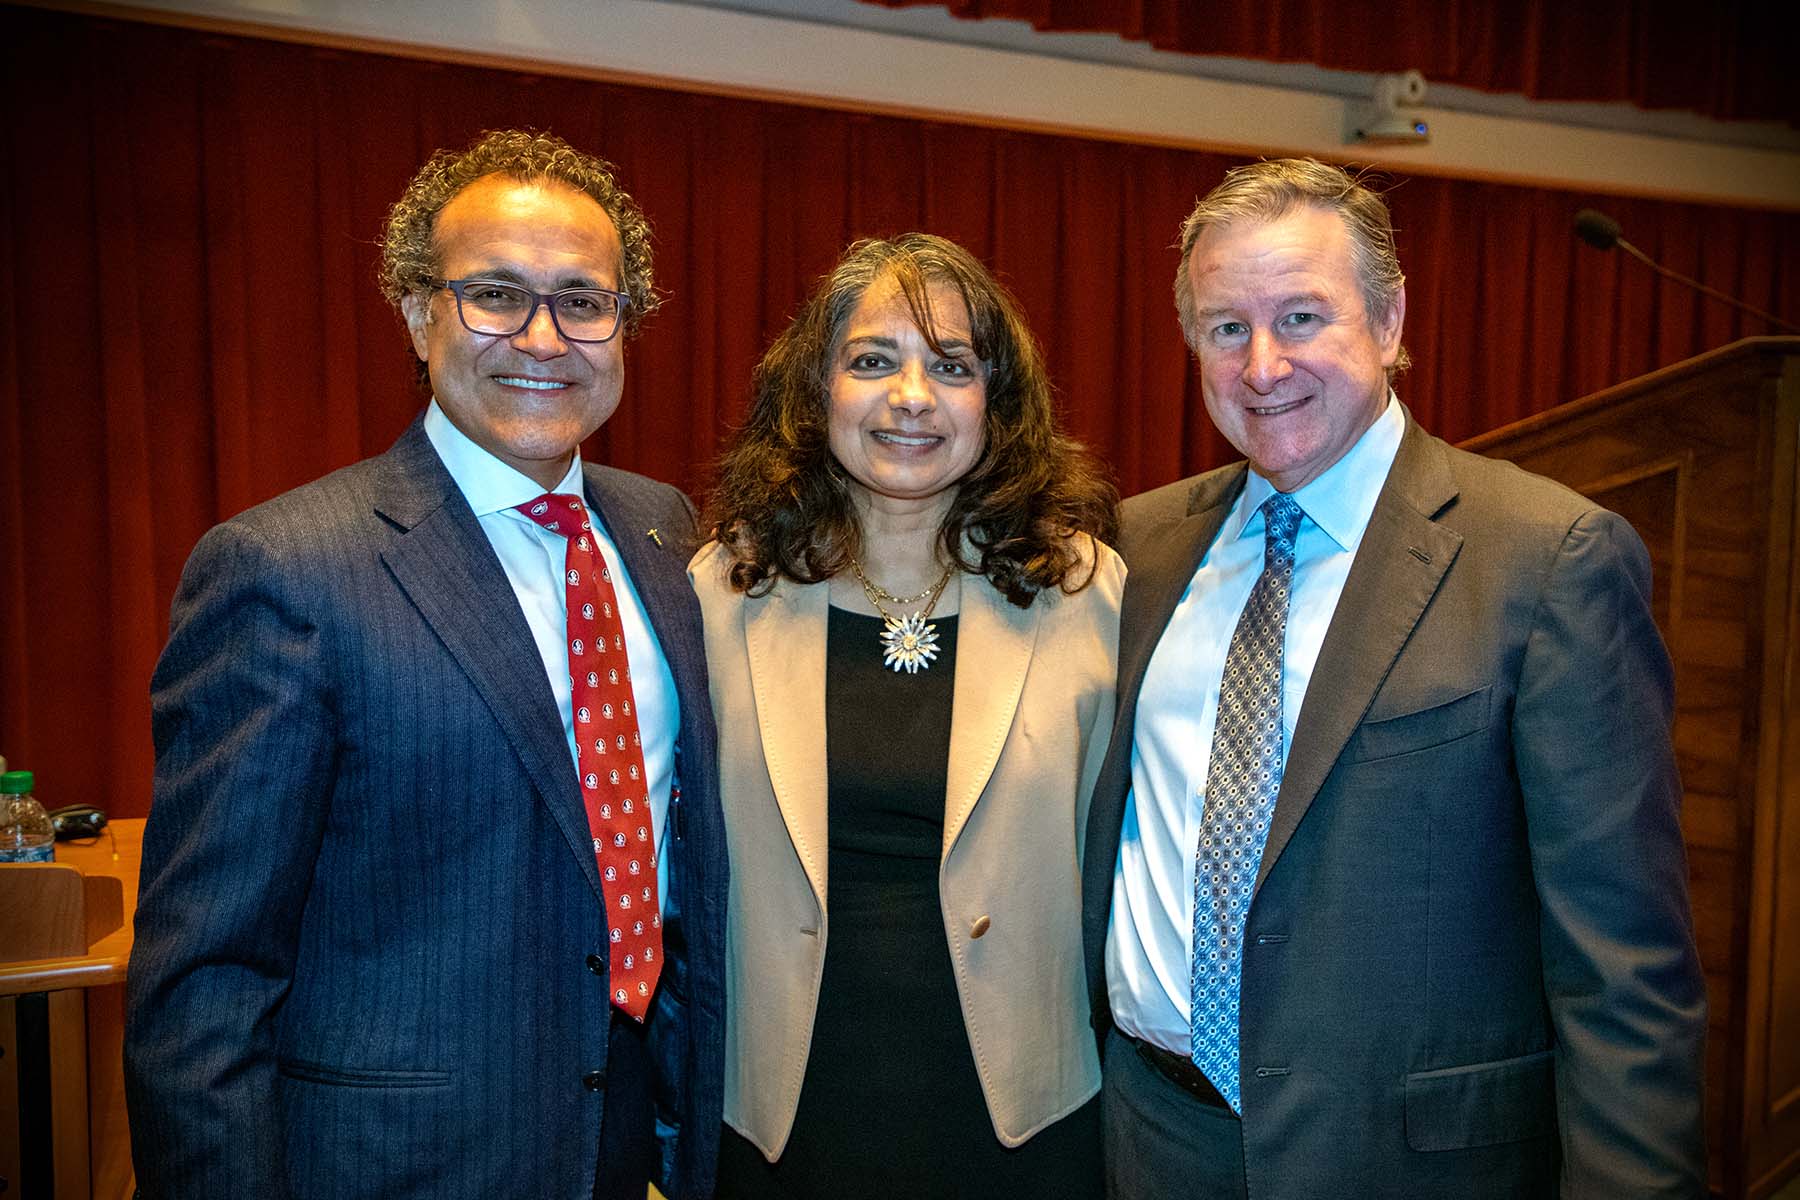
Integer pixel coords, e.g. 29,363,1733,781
0,770,55,863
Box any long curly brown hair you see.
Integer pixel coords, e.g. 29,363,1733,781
707,234,1117,608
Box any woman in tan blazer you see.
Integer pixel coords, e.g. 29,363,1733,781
692,234,1122,1198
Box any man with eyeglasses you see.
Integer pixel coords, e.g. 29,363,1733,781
125,129,726,1200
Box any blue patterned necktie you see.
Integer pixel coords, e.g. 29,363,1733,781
1191,492,1304,1114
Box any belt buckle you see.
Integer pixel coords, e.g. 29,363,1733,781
1134,1035,1229,1109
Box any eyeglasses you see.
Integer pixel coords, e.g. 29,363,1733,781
429,277,630,344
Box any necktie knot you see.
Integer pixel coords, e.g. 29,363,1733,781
516,493,590,539
1260,493,1303,557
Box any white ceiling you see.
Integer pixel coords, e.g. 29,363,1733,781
59,0,1800,209
692,0,1800,152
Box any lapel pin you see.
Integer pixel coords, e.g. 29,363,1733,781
646,528,663,547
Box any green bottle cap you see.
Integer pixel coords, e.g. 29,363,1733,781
0,770,34,794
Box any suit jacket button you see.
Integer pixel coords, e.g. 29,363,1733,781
970,915,991,939
586,954,606,975
583,1069,606,1092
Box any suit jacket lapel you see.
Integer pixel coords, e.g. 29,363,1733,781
744,578,831,905
373,423,599,899
943,575,1041,859
1120,470,1246,710
1099,467,1243,804
582,472,709,733
1255,418,1463,891
1083,468,1243,974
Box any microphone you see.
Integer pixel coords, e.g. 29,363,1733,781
1573,209,1622,250
1573,208,1799,334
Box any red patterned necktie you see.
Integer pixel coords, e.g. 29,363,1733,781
517,492,663,1022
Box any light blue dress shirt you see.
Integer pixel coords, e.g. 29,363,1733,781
1106,396,1405,1053
424,401,678,911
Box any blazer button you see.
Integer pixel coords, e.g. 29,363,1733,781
970,915,991,939
586,953,606,976
583,1069,606,1092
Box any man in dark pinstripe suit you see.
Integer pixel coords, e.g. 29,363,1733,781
124,130,726,1199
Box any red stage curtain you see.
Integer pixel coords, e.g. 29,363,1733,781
3,8,1798,817
867,0,1800,125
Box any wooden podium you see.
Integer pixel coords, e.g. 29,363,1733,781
1464,337,1800,1199
0,821,142,1199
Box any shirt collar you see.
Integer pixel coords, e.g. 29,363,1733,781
1228,392,1404,551
423,399,586,518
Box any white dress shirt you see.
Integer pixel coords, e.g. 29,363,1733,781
1107,396,1404,1052
424,400,678,911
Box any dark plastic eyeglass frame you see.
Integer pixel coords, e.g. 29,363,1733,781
429,277,631,344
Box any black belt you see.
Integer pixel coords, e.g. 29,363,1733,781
1127,1033,1231,1110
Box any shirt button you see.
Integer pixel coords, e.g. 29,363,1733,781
583,1069,606,1092
586,954,606,975
970,915,991,939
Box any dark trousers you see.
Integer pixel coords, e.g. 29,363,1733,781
594,1010,656,1200
1101,1026,1247,1200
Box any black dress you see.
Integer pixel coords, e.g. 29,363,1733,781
717,607,1101,1200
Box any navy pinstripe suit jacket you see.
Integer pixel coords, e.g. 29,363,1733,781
125,417,726,1198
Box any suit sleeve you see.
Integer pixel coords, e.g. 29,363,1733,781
1512,508,1708,1197
124,519,335,1196
1075,539,1125,865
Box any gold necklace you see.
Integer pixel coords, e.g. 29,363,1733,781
849,558,954,673
848,558,944,606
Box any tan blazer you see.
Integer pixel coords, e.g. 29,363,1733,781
690,536,1123,1159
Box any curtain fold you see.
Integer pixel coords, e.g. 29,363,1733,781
4,7,1798,817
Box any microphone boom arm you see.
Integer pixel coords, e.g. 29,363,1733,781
1614,236,1800,335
